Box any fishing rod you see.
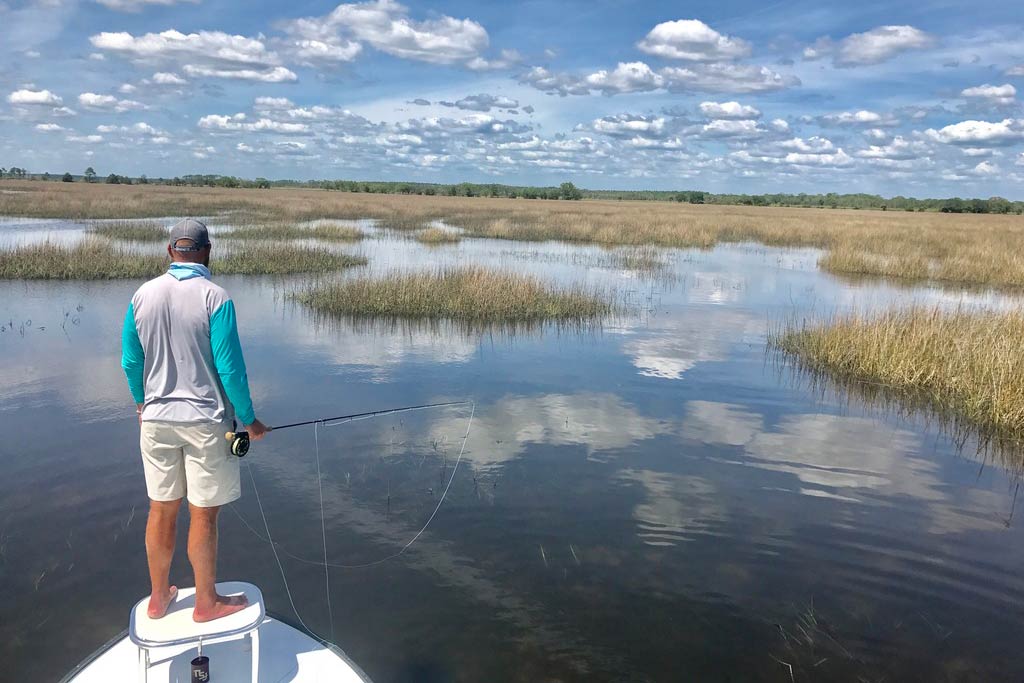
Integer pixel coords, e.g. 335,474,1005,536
225,400,471,456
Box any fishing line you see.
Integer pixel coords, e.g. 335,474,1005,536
234,401,474,640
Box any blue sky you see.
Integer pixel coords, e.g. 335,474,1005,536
2,0,1023,197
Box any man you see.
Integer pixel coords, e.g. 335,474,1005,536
121,218,270,622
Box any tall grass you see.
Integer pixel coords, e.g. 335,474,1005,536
4,180,1024,287
771,307,1024,441
295,267,614,323
0,240,366,279
222,223,365,241
89,220,169,242
414,227,461,244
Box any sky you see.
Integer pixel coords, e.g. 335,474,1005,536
1,0,1023,197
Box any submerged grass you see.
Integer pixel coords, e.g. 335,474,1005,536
0,240,366,279
295,266,613,323
771,307,1024,441
5,180,1024,287
89,220,169,243
414,227,461,244
222,222,365,242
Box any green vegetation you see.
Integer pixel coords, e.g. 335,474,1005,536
89,220,169,242
215,244,366,275
414,227,461,244
0,240,365,279
0,240,167,279
223,223,365,241
295,267,613,323
772,307,1024,441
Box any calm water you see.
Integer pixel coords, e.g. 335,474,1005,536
2,218,1024,682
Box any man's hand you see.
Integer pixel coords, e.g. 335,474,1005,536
137,403,144,426
246,419,270,441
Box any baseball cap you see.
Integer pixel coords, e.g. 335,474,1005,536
168,218,210,252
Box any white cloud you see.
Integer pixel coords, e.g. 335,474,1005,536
854,135,928,160
152,71,188,85
590,114,666,138
254,96,294,110
1007,65,1024,77
661,63,795,93
465,48,523,72
699,101,761,119
973,160,998,175
118,83,137,93
290,38,363,65
636,19,750,62
516,66,589,97
701,118,763,138
768,118,789,133
67,134,104,143
78,92,147,112
779,136,835,153
439,93,519,112
584,61,665,95
834,25,933,67
925,118,1024,146
7,88,62,105
182,64,297,82
35,123,65,132
94,0,199,11
820,110,897,126
90,29,294,82
281,0,489,67
960,83,1016,106
197,113,310,134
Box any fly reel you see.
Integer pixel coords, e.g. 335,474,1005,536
226,430,250,457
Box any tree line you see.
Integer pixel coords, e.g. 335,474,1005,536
1,167,1020,213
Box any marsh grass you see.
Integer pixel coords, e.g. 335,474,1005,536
0,240,366,279
5,180,1024,287
414,227,461,245
89,220,169,243
771,307,1024,442
295,266,614,323
0,240,167,279
214,244,367,275
222,222,365,242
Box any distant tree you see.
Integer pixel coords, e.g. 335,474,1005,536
84,167,96,183
62,172,74,182
42,172,51,181
106,173,120,184
559,182,582,200
138,174,148,185
689,191,705,204
0,168,5,178
254,177,271,189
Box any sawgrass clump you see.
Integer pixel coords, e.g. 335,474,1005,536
295,266,613,323
223,222,365,242
0,240,366,279
771,307,1024,440
414,227,461,244
89,220,169,242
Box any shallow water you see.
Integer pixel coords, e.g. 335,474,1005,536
2,220,1023,682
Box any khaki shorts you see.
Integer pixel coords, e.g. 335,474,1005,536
139,421,240,508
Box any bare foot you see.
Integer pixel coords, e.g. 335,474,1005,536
193,593,249,623
147,585,178,619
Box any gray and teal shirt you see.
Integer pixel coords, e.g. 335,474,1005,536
121,262,256,425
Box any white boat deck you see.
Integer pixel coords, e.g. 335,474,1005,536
61,582,371,683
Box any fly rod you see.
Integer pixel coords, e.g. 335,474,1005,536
225,400,471,456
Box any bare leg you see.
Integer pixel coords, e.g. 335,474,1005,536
145,499,181,619
188,503,248,622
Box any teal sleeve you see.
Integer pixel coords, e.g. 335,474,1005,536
210,299,256,425
120,302,146,404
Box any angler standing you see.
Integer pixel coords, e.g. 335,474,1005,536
121,218,270,622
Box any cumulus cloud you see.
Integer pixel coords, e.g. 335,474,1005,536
78,92,146,112
280,0,489,67
819,109,898,127
517,66,590,97
661,63,795,93
805,25,933,67
972,160,998,175
925,118,1024,146
1007,65,1024,77
590,113,667,138
701,118,763,138
152,71,188,85
254,96,294,110
584,61,665,95
7,88,62,105
466,48,523,72
779,136,835,153
699,100,761,119
835,25,933,67
439,93,519,112
636,19,750,62
90,29,295,82
854,135,929,160
198,113,310,134
960,83,1016,106
94,0,199,11
35,123,66,132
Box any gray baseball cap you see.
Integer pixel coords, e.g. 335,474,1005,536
168,218,210,252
